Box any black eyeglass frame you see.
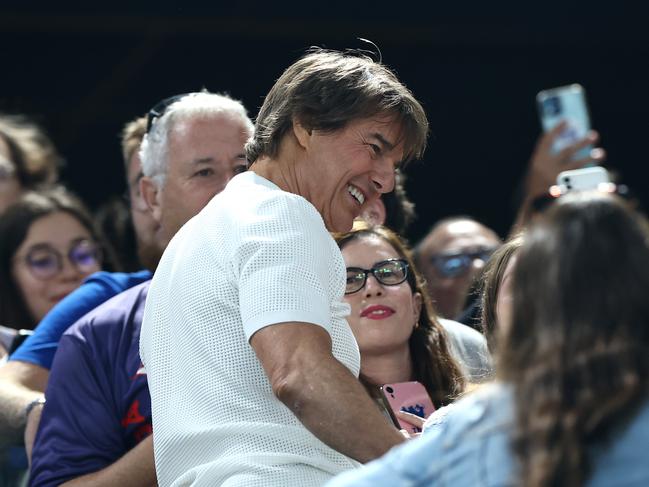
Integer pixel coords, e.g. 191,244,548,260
345,258,410,295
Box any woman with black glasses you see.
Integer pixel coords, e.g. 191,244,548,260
335,222,466,423
0,188,102,338
328,192,649,487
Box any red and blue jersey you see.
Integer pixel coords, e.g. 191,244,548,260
30,281,151,486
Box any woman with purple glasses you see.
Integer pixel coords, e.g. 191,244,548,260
0,188,102,357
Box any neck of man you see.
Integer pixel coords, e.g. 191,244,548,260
360,344,414,387
249,134,306,197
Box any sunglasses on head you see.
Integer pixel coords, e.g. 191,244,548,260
345,259,410,295
146,93,193,134
20,239,102,280
429,247,498,278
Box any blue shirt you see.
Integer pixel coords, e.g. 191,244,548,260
10,270,151,369
29,281,151,487
326,384,649,487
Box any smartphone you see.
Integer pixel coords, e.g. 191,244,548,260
556,166,610,194
381,381,435,434
537,84,592,161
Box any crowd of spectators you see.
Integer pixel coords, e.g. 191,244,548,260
1,47,645,487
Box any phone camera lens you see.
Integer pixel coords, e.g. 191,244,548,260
544,96,562,117
386,386,394,394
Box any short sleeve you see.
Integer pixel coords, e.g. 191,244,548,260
10,271,151,369
236,196,336,339
29,334,124,486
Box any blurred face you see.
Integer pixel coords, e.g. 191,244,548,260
11,212,101,323
341,235,422,357
495,254,517,336
294,116,403,233
0,137,23,214
143,114,251,246
127,150,160,269
418,219,501,319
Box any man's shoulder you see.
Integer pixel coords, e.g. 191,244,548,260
438,318,485,345
83,270,152,292
219,171,324,224
64,280,151,344
438,318,493,382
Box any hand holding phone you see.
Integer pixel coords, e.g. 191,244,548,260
537,84,593,160
381,381,435,435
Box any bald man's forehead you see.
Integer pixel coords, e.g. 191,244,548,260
423,219,501,255
445,220,487,236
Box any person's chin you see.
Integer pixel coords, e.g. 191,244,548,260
327,213,355,233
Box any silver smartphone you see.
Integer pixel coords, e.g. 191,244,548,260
537,84,592,160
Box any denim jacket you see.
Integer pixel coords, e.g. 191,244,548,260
327,383,649,487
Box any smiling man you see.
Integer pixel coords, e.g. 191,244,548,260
141,50,429,486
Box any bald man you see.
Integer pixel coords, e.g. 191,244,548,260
416,217,501,321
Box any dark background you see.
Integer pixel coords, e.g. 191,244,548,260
2,2,648,243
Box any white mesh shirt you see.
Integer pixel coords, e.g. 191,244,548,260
140,172,361,486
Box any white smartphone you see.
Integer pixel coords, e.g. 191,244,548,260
537,84,592,160
556,166,610,194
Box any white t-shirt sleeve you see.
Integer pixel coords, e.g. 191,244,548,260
236,195,336,340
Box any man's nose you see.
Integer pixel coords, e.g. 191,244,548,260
371,159,396,194
364,273,385,297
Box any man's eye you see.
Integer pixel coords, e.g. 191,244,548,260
368,144,381,155
195,169,214,177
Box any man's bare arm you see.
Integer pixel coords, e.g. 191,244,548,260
250,322,405,464
0,361,48,445
60,435,156,487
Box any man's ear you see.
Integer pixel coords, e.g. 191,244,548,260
140,176,163,223
292,119,312,150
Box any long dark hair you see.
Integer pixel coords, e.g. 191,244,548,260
478,233,523,353
0,187,98,329
335,222,465,407
500,192,649,487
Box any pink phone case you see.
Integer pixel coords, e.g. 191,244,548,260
381,381,435,434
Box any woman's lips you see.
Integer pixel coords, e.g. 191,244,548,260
360,304,395,320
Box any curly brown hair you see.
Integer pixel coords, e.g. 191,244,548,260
499,192,649,487
335,221,465,407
